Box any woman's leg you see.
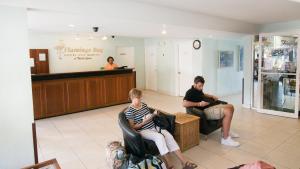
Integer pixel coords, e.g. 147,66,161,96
140,129,172,167
160,130,197,168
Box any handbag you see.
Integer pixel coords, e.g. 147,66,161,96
152,114,169,133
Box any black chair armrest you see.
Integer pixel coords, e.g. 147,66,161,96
186,107,207,120
186,107,209,131
118,112,146,157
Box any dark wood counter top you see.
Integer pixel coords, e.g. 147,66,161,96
31,68,133,81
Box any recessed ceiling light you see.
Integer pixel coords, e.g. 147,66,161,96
68,24,75,28
102,36,108,40
161,24,167,35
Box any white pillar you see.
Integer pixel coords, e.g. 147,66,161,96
0,5,34,168
242,35,254,108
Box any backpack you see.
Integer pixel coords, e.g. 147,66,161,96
106,141,127,169
123,154,167,169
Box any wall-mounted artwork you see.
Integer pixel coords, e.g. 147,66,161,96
239,46,244,71
219,51,234,68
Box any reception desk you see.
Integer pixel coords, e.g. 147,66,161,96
31,69,135,119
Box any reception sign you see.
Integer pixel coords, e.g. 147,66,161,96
54,40,103,60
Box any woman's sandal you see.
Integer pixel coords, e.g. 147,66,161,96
183,161,197,169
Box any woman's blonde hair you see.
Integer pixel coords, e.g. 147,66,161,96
129,88,142,100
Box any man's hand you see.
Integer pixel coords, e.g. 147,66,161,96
198,101,209,107
212,95,218,101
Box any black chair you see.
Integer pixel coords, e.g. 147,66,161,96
118,107,176,158
186,107,222,140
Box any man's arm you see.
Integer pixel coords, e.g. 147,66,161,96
204,93,218,100
182,100,209,108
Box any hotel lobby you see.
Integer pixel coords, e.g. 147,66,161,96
1,0,300,169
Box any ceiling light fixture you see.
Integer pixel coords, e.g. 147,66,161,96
68,24,75,28
102,36,108,40
161,24,167,35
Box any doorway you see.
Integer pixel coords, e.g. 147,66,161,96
176,41,194,96
255,34,299,118
145,46,158,91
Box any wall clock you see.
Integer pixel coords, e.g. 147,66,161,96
193,40,201,50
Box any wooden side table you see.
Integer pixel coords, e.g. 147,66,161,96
174,113,200,152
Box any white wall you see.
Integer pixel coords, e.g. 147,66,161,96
259,20,300,33
242,36,254,108
145,38,247,97
29,32,145,88
0,5,34,168
201,38,244,96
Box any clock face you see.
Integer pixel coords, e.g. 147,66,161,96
193,40,201,49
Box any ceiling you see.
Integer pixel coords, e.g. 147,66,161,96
1,0,300,38
132,0,300,24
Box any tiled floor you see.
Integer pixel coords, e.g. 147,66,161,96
36,90,300,169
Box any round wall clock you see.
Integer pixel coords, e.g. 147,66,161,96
193,40,201,49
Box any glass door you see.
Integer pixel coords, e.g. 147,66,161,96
257,35,299,118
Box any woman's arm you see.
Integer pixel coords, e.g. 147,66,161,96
128,115,154,130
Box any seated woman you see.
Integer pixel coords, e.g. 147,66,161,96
125,88,197,169
104,56,118,70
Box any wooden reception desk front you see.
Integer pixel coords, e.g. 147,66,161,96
31,69,135,119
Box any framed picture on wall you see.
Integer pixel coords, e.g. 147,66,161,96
219,51,234,68
238,46,244,71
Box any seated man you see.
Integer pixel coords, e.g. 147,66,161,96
182,76,240,147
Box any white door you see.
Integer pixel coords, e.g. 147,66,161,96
177,41,194,96
145,46,157,91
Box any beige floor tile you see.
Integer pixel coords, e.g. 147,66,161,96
199,138,233,156
222,149,262,164
265,149,300,169
40,140,71,155
59,160,87,169
202,152,237,169
183,146,214,165
80,155,107,169
275,142,300,159
43,149,79,165
237,140,274,158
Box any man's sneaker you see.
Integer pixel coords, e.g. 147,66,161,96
221,130,240,138
221,136,240,147
230,131,239,138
